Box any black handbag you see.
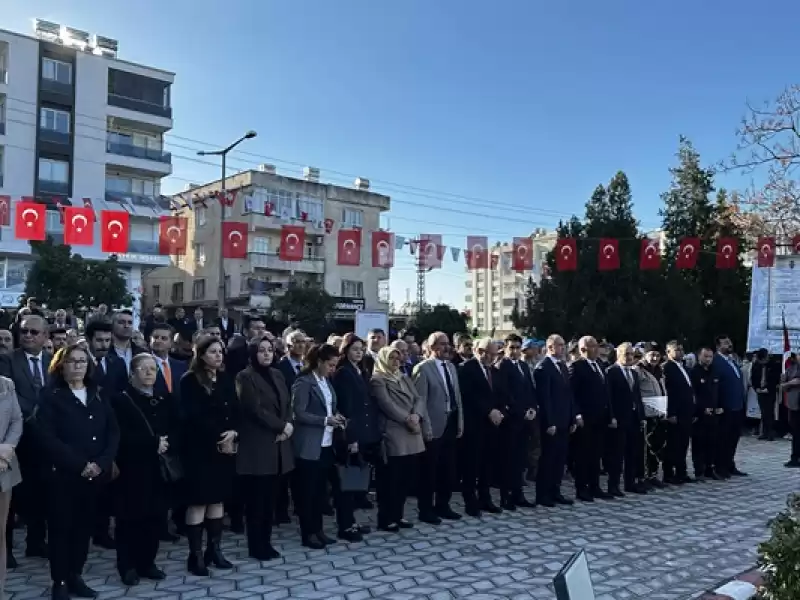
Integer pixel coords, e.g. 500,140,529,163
123,392,183,483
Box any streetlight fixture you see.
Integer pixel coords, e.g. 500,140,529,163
197,131,258,311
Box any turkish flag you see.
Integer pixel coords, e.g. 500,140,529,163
791,235,800,255
418,234,443,269
280,225,305,261
64,207,94,246
639,238,661,270
0,196,10,227
101,210,130,254
465,236,488,269
337,229,362,266
598,238,620,271
555,238,577,271
158,216,188,255
513,237,533,272
372,231,394,267
715,237,739,269
676,237,700,269
756,236,776,268
222,222,248,259
14,201,46,241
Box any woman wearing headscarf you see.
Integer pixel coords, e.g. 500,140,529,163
635,342,668,490
370,346,426,532
235,335,294,561
331,334,380,542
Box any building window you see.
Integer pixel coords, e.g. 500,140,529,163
342,208,363,228
152,285,160,302
477,318,485,329
170,282,184,303
39,108,70,133
192,279,205,300
341,280,364,297
45,210,62,232
250,236,269,254
39,158,69,183
106,175,158,197
42,58,72,84
477,302,485,313
378,279,389,303
195,206,207,227
194,243,206,266
297,194,323,222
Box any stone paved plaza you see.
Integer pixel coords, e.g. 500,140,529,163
7,436,797,600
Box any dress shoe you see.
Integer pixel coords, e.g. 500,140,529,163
554,495,574,506
500,499,517,511
436,506,462,520
51,581,69,600
513,497,536,508
465,506,482,518
609,487,626,498
663,475,681,485
648,478,667,489
120,569,140,586
418,512,442,525
337,527,363,543
730,468,748,477
379,523,401,532
625,484,647,495
785,460,800,468
679,475,697,483
316,532,336,546
301,536,325,549
7,552,17,569
591,488,614,500
26,543,48,558
480,501,502,514
67,575,98,598
576,490,594,502
538,499,556,508
138,565,166,580
398,519,414,529
93,533,116,549
357,524,372,534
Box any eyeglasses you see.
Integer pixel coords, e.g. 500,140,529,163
19,328,41,336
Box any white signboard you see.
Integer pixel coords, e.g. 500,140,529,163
747,256,800,352
554,550,595,600
355,311,389,342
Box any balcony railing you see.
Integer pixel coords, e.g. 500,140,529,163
106,137,171,163
108,93,172,119
0,121,5,135
40,78,73,96
39,128,70,145
105,191,160,210
38,180,70,195
249,252,324,273
126,239,160,254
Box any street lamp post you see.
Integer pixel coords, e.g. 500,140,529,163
197,130,257,311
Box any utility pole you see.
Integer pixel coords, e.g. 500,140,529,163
197,130,257,311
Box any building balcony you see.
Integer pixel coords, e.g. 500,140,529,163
106,138,172,176
40,78,73,98
248,252,325,274
38,179,70,195
38,128,70,145
106,137,171,163
108,94,172,119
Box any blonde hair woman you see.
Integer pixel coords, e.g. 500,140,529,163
370,347,426,532
0,376,22,598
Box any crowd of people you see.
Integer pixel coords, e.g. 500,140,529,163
0,300,798,600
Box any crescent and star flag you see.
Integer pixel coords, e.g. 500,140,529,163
418,234,443,269
676,237,700,269
279,225,305,261
513,237,533,272
64,206,94,246
14,201,46,241
372,231,395,267
0,196,10,227
756,236,776,268
158,216,188,255
101,210,130,254
640,238,661,270
337,229,362,266
598,238,620,271
222,222,248,259
783,312,792,408
792,235,800,254
555,238,577,271
465,235,489,270
715,237,738,269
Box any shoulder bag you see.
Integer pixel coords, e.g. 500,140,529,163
123,392,183,483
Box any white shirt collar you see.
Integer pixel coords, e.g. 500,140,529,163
26,351,43,360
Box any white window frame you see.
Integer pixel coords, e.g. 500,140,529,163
39,107,71,133
342,208,363,228
250,236,269,254
195,206,207,227
42,58,72,84
341,280,364,297
195,243,206,266
38,158,69,183
297,194,323,222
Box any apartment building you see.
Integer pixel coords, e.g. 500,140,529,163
465,229,557,335
0,20,174,310
143,166,391,321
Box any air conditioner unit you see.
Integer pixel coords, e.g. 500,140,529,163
304,167,320,182
354,177,370,190
258,164,276,175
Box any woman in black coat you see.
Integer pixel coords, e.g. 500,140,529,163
179,337,239,576
111,354,179,587
330,334,381,542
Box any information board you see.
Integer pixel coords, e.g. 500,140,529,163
747,256,800,352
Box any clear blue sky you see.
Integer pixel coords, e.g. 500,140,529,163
6,0,793,306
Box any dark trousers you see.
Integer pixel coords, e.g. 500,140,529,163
536,428,569,502
115,515,162,574
376,454,416,527
663,419,692,478
459,421,495,506
789,409,800,462
691,413,717,474
525,418,542,480
92,486,113,539
225,476,245,528
499,418,528,499
15,452,47,549
623,422,645,486
758,393,776,438
717,409,744,474
574,418,604,492
294,449,333,538
604,427,624,489
241,474,277,555
275,476,291,520
47,478,100,583
418,417,457,514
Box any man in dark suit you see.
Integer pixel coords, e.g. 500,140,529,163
606,342,648,495
691,346,720,480
150,324,187,399
277,330,307,390
110,310,149,374
713,335,748,477
751,348,781,440
457,338,503,517
569,336,614,502
215,308,236,345
534,334,577,507
493,333,537,510
167,307,193,339
187,307,205,335
0,314,51,558
663,340,696,484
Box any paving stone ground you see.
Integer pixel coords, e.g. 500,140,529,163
7,436,797,600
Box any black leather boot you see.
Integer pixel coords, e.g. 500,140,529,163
185,523,209,576
203,518,232,569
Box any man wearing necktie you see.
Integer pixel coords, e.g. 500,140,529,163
713,335,748,478
413,332,464,525
663,340,696,484
150,324,187,398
